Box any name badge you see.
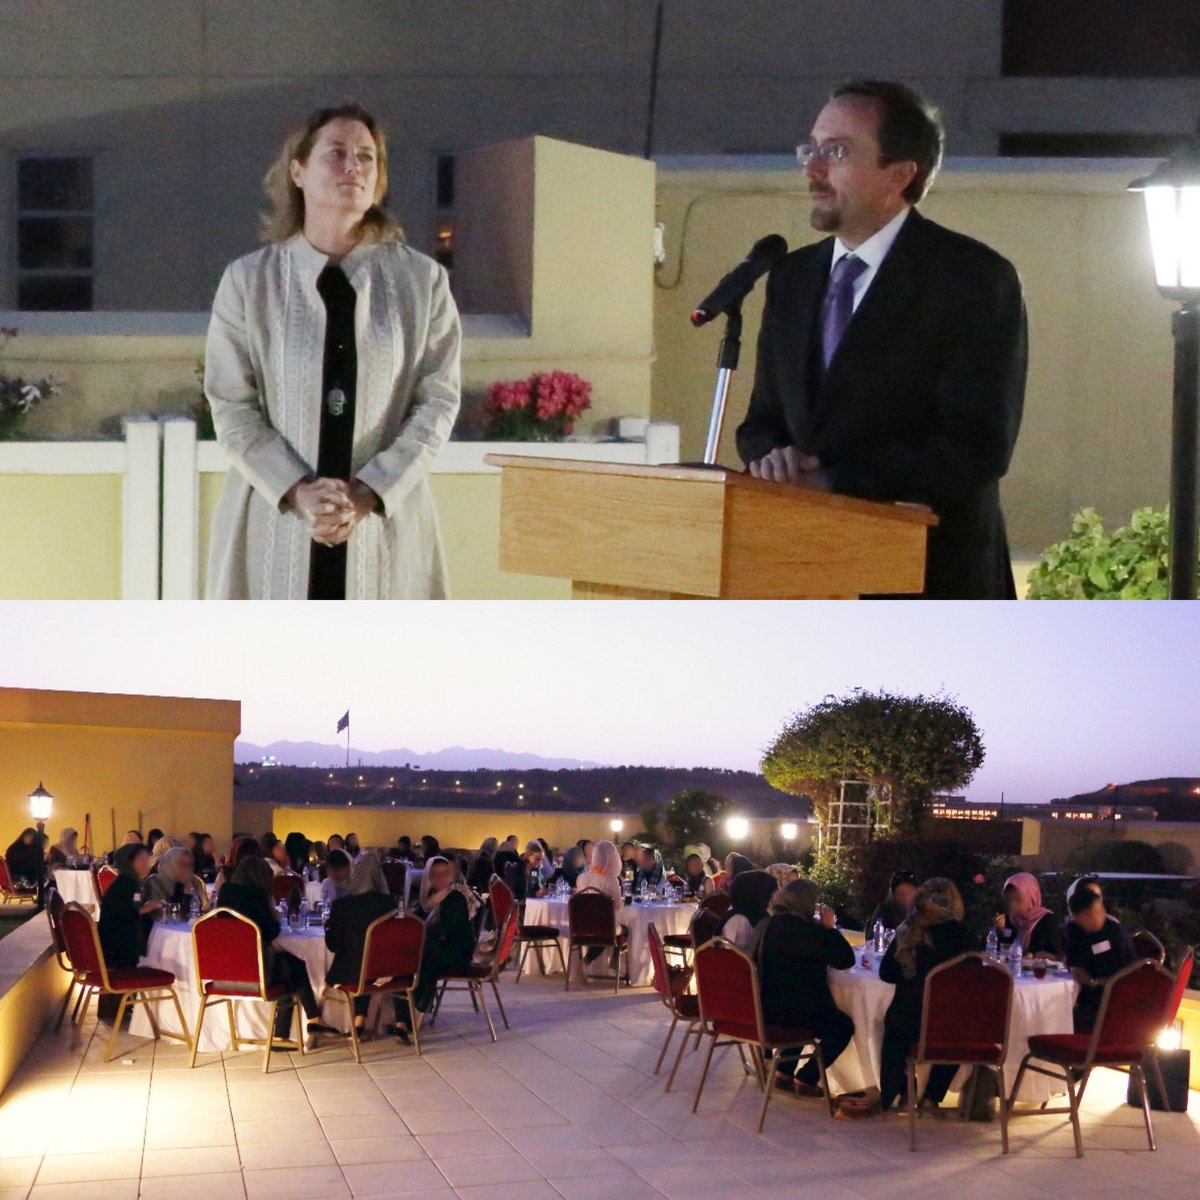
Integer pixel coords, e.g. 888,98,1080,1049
133,893,141,904
1091,939,1111,955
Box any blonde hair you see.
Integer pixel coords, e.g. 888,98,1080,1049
261,103,404,245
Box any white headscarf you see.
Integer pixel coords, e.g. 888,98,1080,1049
589,840,622,877
418,855,481,919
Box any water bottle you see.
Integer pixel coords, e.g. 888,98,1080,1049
299,898,310,928
189,893,200,921
1010,941,1023,978
872,919,885,953
985,927,998,961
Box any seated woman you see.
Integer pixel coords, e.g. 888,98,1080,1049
1064,886,1136,1032
319,849,354,905
46,827,80,874
264,836,293,877
868,870,919,933
284,833,312,874
720,852,757,890
995,871,1063,958
5,827,44,887
550,845,586,891
213,835,262,893
717,869,778,949
394,855,479,1042
466,838,498,894
680,852,715,900
191,833,218,880
878,878,974,1113
148,835,183,873
98,843,162,969
346,833,364,860
146,846,208,912
417,834,439,863
324,853,398,1041
217,855,336,1046
506,841,546,903
754,878,855,1097
765,862,800,890
574,840,627,967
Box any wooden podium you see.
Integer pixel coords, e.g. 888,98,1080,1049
486,454,937,599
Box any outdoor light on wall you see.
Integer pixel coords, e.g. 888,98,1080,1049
725,815,749,840
610,819,624,833
779,822,798,841
28,782,53,912
1129,128,1200,599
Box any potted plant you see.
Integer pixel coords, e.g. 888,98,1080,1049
0,327,58,440
482,370,591,441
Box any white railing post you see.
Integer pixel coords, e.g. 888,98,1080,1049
160,415,199,599
120,416,161,599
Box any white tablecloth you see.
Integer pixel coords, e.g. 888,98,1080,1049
826,958,1077,1103
52,868,98,912
521,897,696,987
304,866,422,910
130,919,364,1052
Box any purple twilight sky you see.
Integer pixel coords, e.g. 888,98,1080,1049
0,601,1196,805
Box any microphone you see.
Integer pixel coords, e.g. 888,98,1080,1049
690,234,788,326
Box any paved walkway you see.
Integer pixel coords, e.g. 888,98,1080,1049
0,972,1198,1200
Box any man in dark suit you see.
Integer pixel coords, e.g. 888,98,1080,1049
736,80,1027,599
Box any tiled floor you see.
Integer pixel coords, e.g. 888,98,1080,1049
2,972,1199,1200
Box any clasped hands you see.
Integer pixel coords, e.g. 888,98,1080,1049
286,477,380,546
748,446,831,489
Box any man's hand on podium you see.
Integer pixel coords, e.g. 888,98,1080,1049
748,446,832,491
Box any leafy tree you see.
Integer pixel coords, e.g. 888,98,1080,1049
663,789,732,851
1089,839,1166,875
761,688,985,838
639,803,662,844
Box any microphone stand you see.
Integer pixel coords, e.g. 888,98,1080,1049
702,303,742,465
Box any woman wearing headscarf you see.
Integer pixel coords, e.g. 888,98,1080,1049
570,840,627,969
765,862,800,890
868,870,920,933
878,878,975,1113
146,847,209,912
98,843,161,969
719,852,757,891
680,852,714,900
752,878,855,1096
466,837,498,894
995,871,1063,958
5,828,44,886
46,828,80,874
324,852,398,1041
717,869,779,950
550,846,586,890
394,855,479,1041
217,854,337,1046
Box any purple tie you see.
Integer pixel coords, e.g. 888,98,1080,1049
820,253,868,369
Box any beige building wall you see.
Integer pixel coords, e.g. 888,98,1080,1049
653,159,1176,564
0,687,239,855
1020,817,1200,873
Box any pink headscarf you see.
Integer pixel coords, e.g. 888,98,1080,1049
1003,872,1052,950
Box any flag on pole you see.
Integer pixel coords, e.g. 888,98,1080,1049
336,710,350,733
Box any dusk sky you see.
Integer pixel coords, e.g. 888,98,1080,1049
0,601,1196,805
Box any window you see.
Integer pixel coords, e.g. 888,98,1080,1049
16,156,94,311
1002,1,1200,77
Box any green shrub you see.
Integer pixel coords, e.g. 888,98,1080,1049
1027,506,1192,599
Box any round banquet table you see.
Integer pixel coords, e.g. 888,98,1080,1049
305,867,422,910
129,919,370,1052
52,868,99,912
520,897,695,988
825,956,1077,1103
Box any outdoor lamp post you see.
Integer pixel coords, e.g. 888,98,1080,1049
1129,131,1200,599
725,816,749,841
779,822,798,841
28,782,53,912
609,819,624,834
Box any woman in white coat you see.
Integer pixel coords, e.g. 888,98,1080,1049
204,103,461,599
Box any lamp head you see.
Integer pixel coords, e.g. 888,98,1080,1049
1128,132,1200,304
28,782,53,821
725,815,750,841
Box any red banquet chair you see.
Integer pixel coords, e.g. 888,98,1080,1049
488,874,514,932
692,936,835,1131
431,906,521,1042
271,873,302,906
1007,958,1176,1156
906,953,1013,1153
698,892,731,917
46,887,86,1031
1130,929,1167,966
566,888,628,994
647,923,702,1091
326,912,426,1061
95,864,119,898
499,873,566,984
688,906,724,950
0,858,37,905
190,908,308,1072
59,901,192,1062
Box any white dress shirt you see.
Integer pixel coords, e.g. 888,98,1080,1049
829,206,911,312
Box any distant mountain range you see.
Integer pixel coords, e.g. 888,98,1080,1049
235,739,604,772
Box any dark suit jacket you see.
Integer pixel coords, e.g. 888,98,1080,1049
754,913,855,1028
736,208,1027,599
216,881,281,945
325,890,398,987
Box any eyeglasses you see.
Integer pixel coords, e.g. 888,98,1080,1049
796,141,853,166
